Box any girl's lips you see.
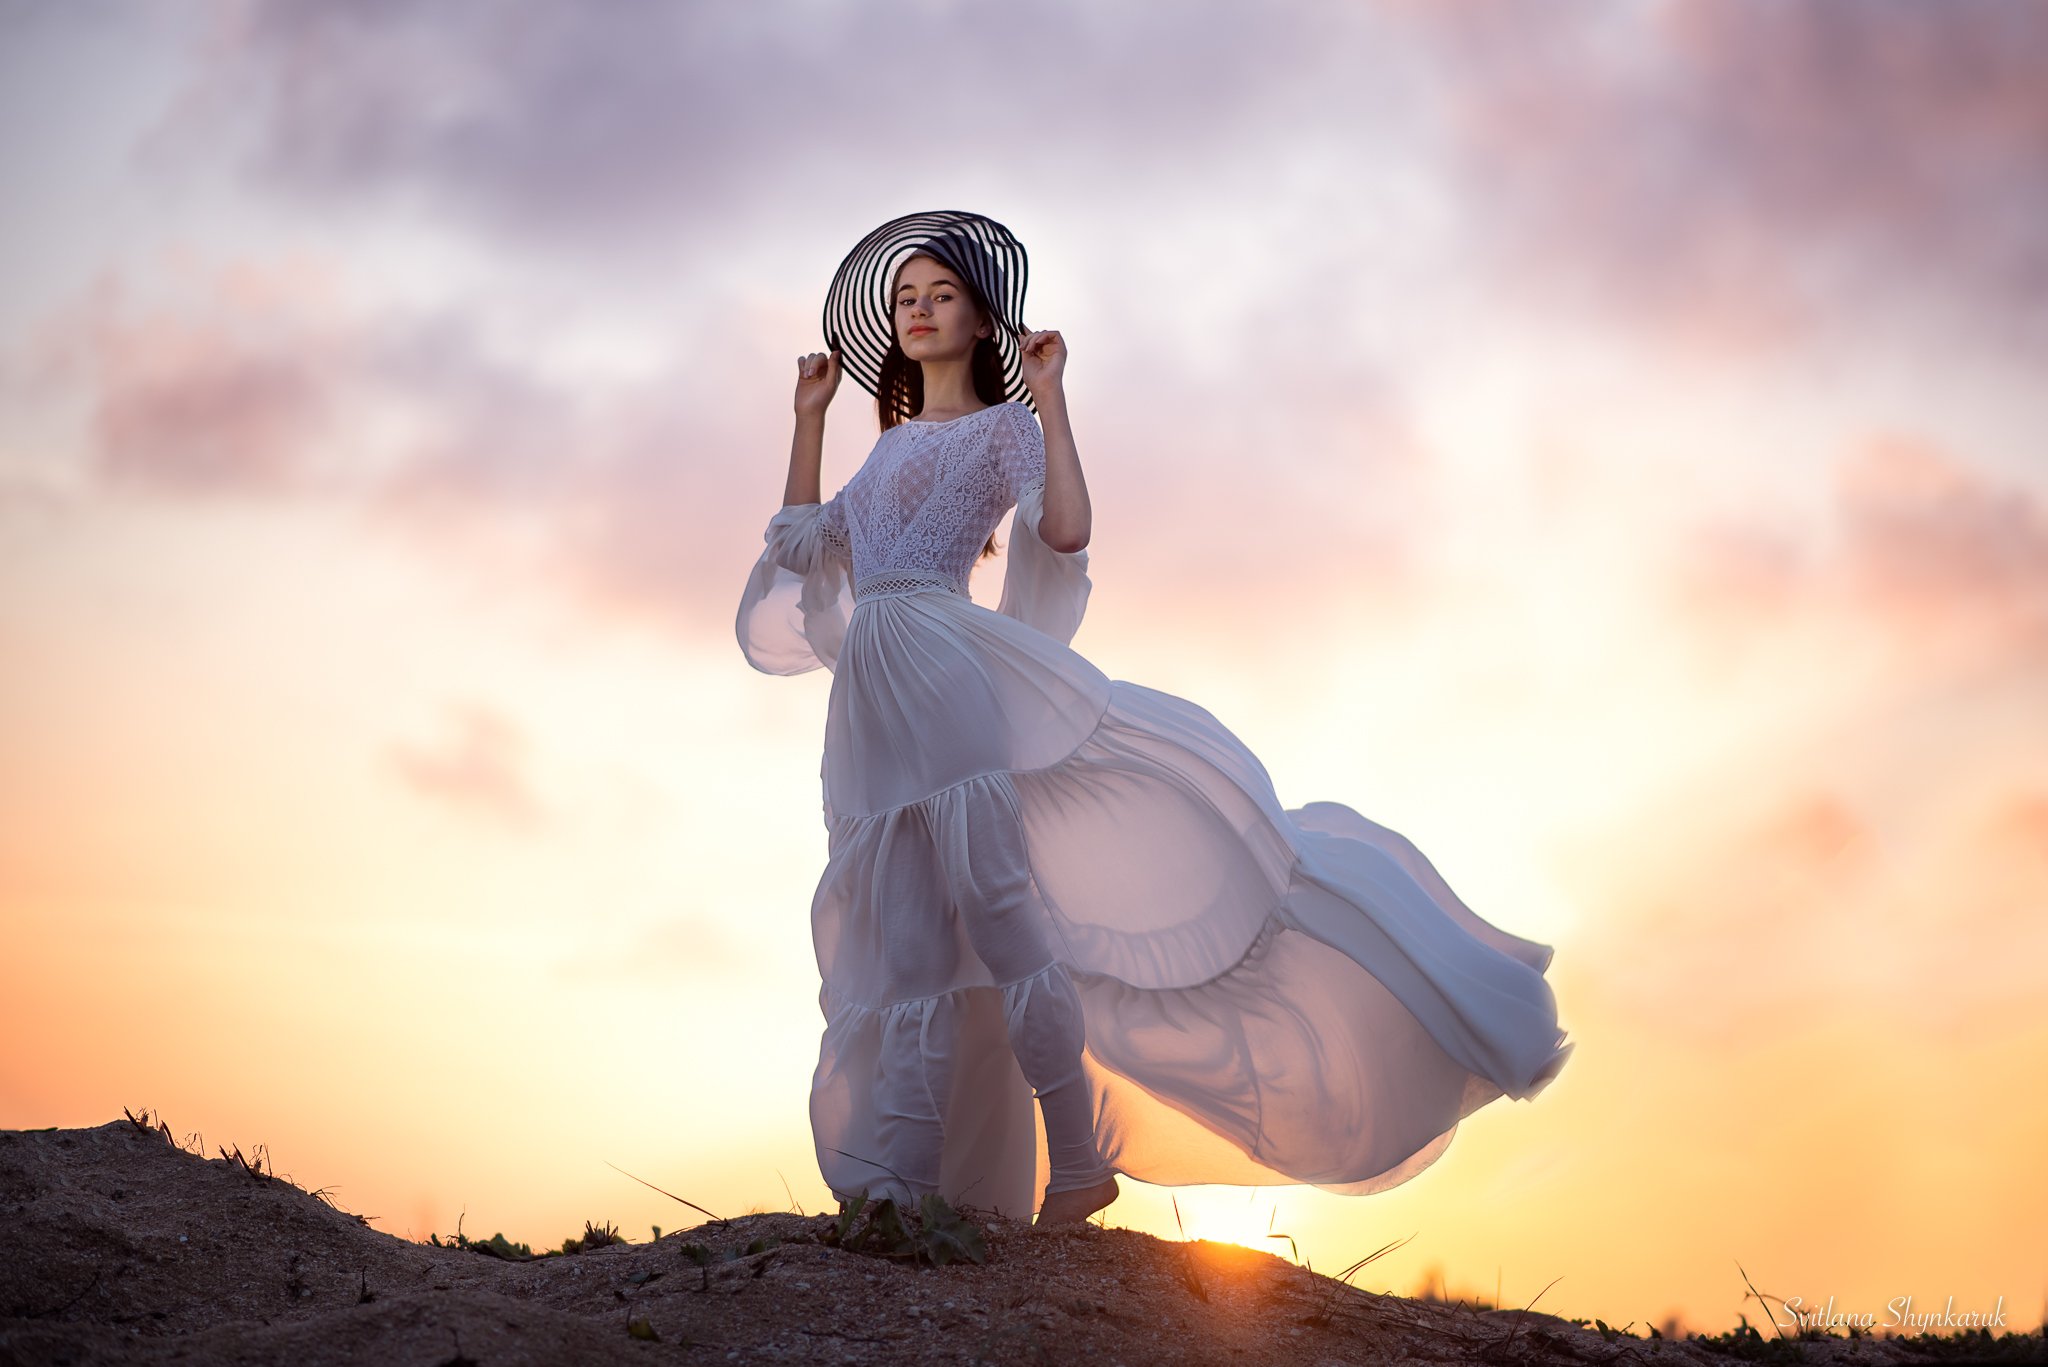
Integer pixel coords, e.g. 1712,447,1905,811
907,327,935,335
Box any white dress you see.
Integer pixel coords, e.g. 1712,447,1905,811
737,401,1573,1220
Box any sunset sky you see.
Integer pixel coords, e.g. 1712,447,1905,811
3,0,2043,1337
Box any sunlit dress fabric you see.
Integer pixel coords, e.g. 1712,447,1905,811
737,401,1573,1219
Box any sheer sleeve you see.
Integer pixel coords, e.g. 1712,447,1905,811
994,407,1091,644
735,493,853,675
991,401,1047,506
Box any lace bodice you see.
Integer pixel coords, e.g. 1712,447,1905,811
741,399,1089,675
813,402,1045,597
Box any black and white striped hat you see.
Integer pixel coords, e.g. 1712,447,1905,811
821,209,1034,414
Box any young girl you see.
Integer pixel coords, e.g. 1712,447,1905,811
738,209,1572,1229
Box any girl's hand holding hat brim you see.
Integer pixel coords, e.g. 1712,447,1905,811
1017,326,1065,396
795,346,842,418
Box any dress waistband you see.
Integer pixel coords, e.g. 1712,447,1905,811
853,570,966,602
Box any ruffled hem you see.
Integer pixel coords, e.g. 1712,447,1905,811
810,913,1570,1216
805,675,1573,1216
819,678,1564,1050
813,960,1108,1217
824,882,1573,1100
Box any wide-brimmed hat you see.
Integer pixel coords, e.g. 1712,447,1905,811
821,209,1033,413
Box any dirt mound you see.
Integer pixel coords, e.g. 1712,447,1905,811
0,1113,1916,1365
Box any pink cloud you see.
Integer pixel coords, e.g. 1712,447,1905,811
119,2,2047,359
1667,431,2048,669
1391,0,2048,349
1834,434,2048,634
1973,789,2048,905
384,701,547,830
27,259,793,639
31,263,351,496
1598,428,2048,1044
151,0,1387,260
1570,764,2048,1051
1071,359,1436,657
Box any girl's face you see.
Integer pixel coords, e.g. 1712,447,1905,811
892,254,990,361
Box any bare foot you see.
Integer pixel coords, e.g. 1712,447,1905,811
1032,1174,1119,1229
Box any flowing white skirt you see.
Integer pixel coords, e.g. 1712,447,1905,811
802,578,1573,1219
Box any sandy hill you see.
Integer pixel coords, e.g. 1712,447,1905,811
0,1112,1989,1365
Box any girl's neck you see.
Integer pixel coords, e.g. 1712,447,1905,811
917,358,981,419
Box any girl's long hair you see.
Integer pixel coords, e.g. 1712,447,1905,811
877,252,1006,560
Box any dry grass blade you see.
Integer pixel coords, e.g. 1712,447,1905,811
1486,1272,1564,1358
774,1167,805,1217
1734,1259,1790,1342
1263,1209,1335,1326
1268,1214,1418,1329
602,1159,728,1228
1331,1231,1416,1286
1167,1192,1209,1303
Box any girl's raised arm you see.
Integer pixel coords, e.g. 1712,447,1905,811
784,348,841,507
1015,328,1090,553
